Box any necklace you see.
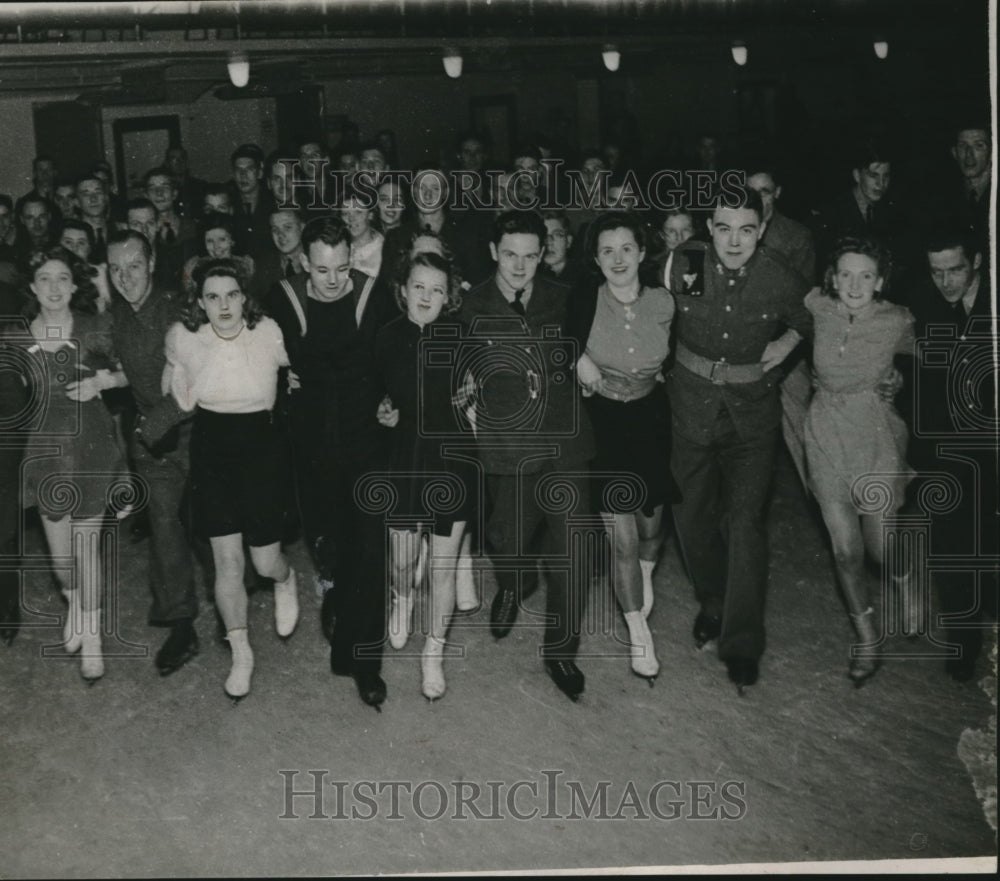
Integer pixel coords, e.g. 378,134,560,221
211,321,245,341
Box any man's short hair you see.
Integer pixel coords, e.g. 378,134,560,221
302,215,351,254
269,206,305,224
19,194,52,216
711,183,765,222
142,166,174,188
0,194,13,213
454,130,486,152
925,228,981,262
540,208,571,230
75,173,106,192
230,143,265,168
126,197,158,217
33,154,56,168
491,210,546,246
107,228,153,262
851,138,892,171
204,183,232,202
953,120,992,144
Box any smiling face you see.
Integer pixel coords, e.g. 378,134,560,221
709,206,763,270
490,232,543,290
31,258,76,315
377,181,404,229
204,226,235,259
340,199,373,240
833,251,883,312
199,274,246,336
595,226,644,289
270,211,303,256
107,238,154,311
403,263,448,328
303,240,352,302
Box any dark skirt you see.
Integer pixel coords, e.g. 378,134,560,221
382,450,479,538
190,408,288,546
585,384,680,516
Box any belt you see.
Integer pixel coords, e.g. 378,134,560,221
675,342,764,385
596,372,658,403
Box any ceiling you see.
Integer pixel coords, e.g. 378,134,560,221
0,0,989,103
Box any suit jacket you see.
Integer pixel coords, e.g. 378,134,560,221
763,211,815,284
230,187,277,258
458,274,594,474
901,274,995,449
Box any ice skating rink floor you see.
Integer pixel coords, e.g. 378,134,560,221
1,451,996,877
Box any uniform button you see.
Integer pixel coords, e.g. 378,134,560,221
722,332,729,339
719,357,727,362
728,279,735,286
628,347,635,353
725,305,732,312
624,324,631,330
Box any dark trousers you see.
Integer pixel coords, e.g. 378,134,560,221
671,406,778,661
131,424,198,624
486,467,591,658
288,404,386,674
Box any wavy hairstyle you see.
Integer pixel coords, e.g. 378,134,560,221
182,257,264,331
395,250,463,316
23,245,99,317
822,236,892,300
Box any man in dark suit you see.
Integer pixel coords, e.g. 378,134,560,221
164,146,208,222
903,230,997,682
229,143,276,257
667,186,812,692
459,210,596,701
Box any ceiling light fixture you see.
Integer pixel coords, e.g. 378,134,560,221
873,39,889,60
731,41,748,66
443,48,463,78
602,44,621,72
227,50,250,87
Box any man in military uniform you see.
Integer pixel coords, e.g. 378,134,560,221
667,186,812,692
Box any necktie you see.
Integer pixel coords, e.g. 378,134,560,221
244,201,252,216
511,288,526,316
95,227,104,248
163,222,176,245
864,204,874,226
284,257,296,279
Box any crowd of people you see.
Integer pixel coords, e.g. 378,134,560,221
0,119,994,708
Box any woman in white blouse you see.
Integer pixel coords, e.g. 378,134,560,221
164,257,298,701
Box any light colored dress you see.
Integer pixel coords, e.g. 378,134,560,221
804,289,915,511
